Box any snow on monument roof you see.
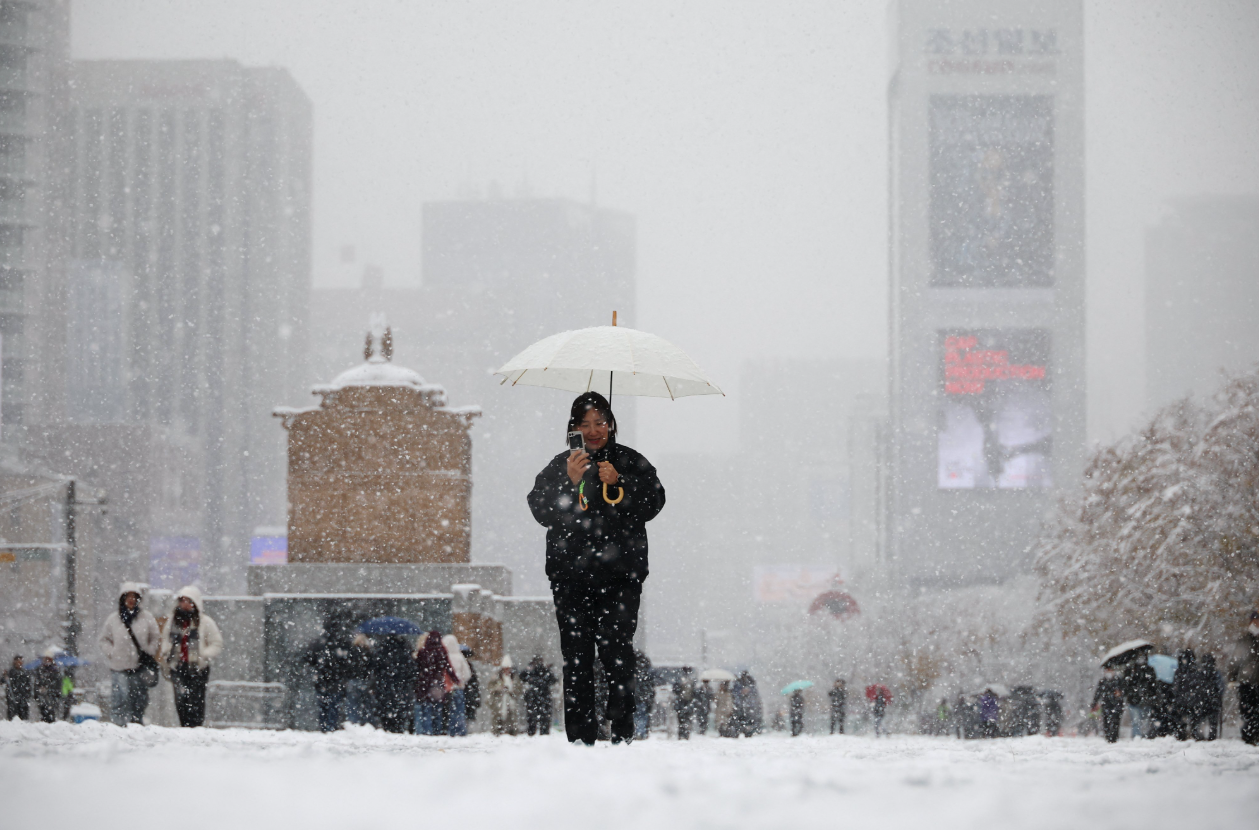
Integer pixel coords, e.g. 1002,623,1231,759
323,356,436,392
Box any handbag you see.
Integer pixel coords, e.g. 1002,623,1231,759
124,618,161,688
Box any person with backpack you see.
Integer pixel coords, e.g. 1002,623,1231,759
97,582,161,725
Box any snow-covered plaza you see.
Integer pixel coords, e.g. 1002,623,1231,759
2,721,1256,830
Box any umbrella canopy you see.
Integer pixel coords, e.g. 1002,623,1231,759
1147,653,1178,684
23,653,90,670
494,325,723,401
699,668,736,682
355,616,423,637
780,680,814,695
865,684,893,702
1100,639,1153,669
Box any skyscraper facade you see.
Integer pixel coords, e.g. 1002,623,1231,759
1145,196,1259,412
62,60,312,590
887,0,1086,586
0,0,69,435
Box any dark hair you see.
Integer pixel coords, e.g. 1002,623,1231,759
568,392,617,441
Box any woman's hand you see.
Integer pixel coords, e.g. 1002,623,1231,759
567,450,590,486
598,461,619,485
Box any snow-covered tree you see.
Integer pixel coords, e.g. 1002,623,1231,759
1035,370,1259,654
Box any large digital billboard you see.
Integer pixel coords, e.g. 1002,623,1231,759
938,330,1052,489
929,95,1054,287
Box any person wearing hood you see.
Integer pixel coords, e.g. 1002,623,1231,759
462,645,481,725
97,582,161,725
6,655,31,720
528,392,666,745
413,630,456,735
518,655,558,736
32,649,64,723
157,586,223,727
732,670,763,737
1228,610,1259,745
486,656,522,736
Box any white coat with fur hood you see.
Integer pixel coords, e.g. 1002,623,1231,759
442,634,472,688
98,581,161,672
158,585,223,672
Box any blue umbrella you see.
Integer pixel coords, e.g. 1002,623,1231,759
356,616,424,636
23,654,91,670
780,680,814,695
1147,653,1178,684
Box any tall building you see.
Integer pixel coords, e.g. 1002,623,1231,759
0,0,70,435
1145,196,1259,411
60,60,312,591
887,0,1086,586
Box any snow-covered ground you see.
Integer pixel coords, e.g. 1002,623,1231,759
2,721,1256,830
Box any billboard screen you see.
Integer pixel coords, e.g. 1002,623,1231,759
938,330,1052,489
930,95,1054,287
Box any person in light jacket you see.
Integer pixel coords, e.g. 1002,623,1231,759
158,586,223,727
97,582,161,725
486,656,523,736
442,635,473,736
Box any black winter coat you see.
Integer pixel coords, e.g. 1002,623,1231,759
528,441,665,585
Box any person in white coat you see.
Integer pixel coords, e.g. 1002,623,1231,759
442,634,473,736
157,586,223,727
97,582,161,724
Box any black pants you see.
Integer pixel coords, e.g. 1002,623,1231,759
172,663,210,727
1102,708,1122,743
552,581,641,744
526,697,551,735
830,707,845,734
1239,683,1258,746
7,696,29,721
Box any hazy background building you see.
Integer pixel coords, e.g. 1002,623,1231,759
886,0,1087,587
50,59,312,593
1145,195,1259,412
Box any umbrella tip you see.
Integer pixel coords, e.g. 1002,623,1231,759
612,310,617,326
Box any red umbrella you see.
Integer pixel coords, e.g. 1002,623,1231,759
865,684,892,702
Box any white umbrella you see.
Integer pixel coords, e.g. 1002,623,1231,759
1100,639,1153,669
698,668,736,682
493,318,722,402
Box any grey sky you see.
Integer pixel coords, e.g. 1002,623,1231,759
73,0,1259,454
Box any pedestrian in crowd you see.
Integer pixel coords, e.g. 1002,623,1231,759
714,680,735,737
673,667,696,740
935,697,952,736
694,678,713,736
977,689,999,738
519,655,557,736
771,708,787,732
1122,655,1159,739
486,656,522,736
954,693,972,739
732,670,763,737
869,684,892,737
32,649,63,723
304,613,367,733
6,655,31,720
441,635,473,736
1228,610,1259,745
370,634,416,733
344,634,374,725
632,650,654,740
157,586,223,728
462,645,481,726
97,582,161,725
1041,690,1064,737
789,688,806,737
1198,654,1224,741
1092,668,1125,743
828,678,847,734
413,630,456,735
528,392,666,745
1172,649,1212,741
